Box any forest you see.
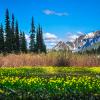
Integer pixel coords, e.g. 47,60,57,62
0,9,46,54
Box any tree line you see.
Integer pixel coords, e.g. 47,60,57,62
0,9,46,54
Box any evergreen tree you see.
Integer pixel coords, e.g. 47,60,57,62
40,27,46,53
3,9,47,54
21,32,27,53
11,14,16,52
29,33,35,52
19,31,23,52
0,24,5,53
30,16,35,33
36,25,46,53
15,20,20,53
97,46,100,54
36,25,41,53
29,17,35,52
5,9,11,53
42,43,47,54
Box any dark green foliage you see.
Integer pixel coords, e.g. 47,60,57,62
35,25,41,53
0,9,46,54
42,44,47,54
11,14,16,53
97,45,100,54
5,9,12,53
36,25,46,53
19,31,23,52
83,48,97,54
29,33,35,52
30,16,35,33
20,32,27,53
29,17,35,52
0,24,5,53
15,21,20,53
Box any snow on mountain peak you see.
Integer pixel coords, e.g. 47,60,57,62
84,32,94,39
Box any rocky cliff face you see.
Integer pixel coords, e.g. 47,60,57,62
52,31,100,52
73,31,100,52
52,41,69,51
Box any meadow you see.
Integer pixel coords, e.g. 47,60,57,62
0,52,100,99
0,1,100,99
0,67,100,100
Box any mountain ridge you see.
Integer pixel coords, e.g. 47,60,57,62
52,30,100,52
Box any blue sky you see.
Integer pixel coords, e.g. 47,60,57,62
0,0,100,48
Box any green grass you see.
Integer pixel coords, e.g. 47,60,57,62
0,67,100,77
0,67,100,99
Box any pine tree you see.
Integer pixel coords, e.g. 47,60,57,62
19,31,23,52
15,20,20,53
0,24,5,53
21,32,27,53
30,16,35,33
40,27,47,53
36,25,41,53
42,43,47,54
36,25,46,53
97,46,100,54
5,9,11,53
29,17,35,52
29,33,35,52
11,14,16,52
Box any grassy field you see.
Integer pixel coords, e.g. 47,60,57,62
0,53,100,67
0,67,100,100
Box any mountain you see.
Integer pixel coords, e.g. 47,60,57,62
74,31,100,52
66,41,74,50
52,31,100,52
74,35,85,48
52,41,69,51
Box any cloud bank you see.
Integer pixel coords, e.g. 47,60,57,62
44,32,61,49
66,32,85,42
43,9,68,16
44,32,57,40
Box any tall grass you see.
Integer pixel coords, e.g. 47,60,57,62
0,52,100,67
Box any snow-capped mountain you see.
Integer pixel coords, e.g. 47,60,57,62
73,31,100,52
66,41,74,50
52,41,69,51
52,31,100,52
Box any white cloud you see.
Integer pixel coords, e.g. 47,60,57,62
25,34,30,41
44,32,62,49
43,9,69,16
43,9,55,15
49,42,57,46
66,32,85,42
25,34,30,48
67,35,79,42
25,33,59,49
77,31,84,35
44,32,57,40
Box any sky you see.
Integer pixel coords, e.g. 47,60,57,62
0,0,100,48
